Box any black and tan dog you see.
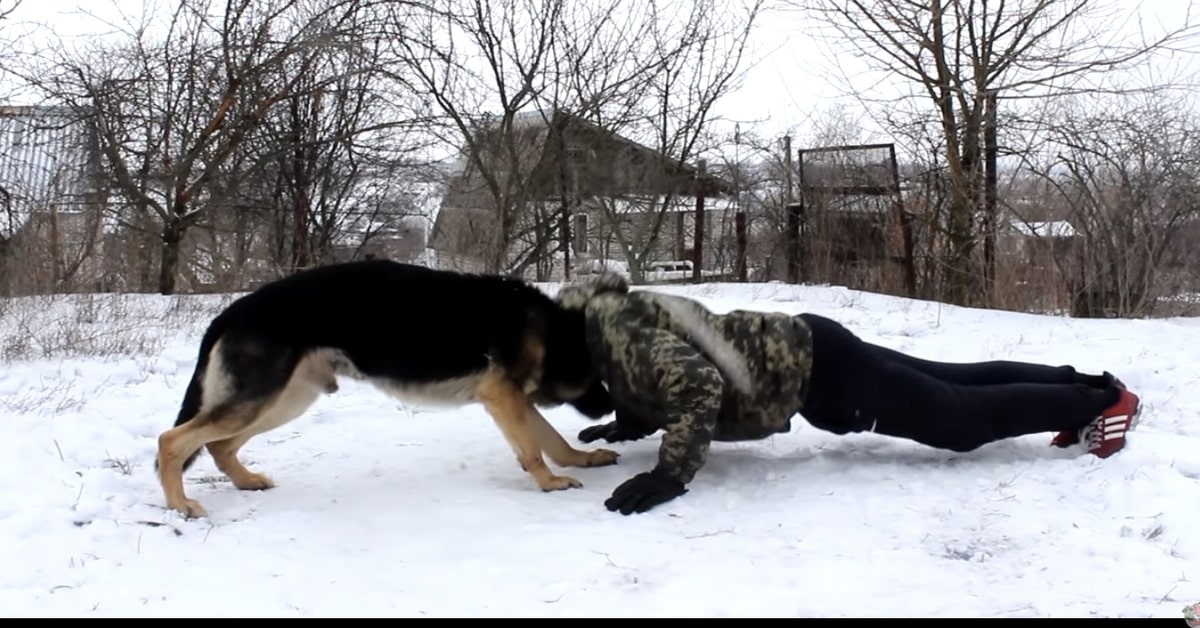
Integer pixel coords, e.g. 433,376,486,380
155,259,619,518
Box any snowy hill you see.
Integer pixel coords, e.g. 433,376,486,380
0,281,1196,618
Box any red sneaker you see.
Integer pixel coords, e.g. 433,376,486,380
1050,374,1130,449
1081,387,1140,459
1050,428,1080,448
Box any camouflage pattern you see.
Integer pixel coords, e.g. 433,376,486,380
556,273,814,485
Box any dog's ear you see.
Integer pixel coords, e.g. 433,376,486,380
568,378,614,419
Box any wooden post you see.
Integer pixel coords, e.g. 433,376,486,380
692,159,707,282
735,210,747,281
783,137,801,284
783,135,794,205
675,212,685,260
785,201,802,284
888,143,917,296
561,215,571,280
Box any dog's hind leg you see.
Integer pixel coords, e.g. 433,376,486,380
476,369,583,491
205,432,274,491
205,350,335,492
526,405,620,468
157,400,266,519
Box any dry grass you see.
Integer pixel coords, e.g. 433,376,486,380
0,291,237,363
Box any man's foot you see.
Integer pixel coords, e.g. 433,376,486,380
1084,386,1140,458
1051,383,1140,458
1049,428,1081,448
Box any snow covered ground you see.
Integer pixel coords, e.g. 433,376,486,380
0,281,1197,618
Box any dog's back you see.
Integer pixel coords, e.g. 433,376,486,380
209,261,542,379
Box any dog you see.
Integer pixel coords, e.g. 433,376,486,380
154,259,619,518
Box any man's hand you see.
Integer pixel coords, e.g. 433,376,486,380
604,468,688,515
578,420,653,444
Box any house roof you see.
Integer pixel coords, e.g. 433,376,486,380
0,105,101,239
1010,219,1077,238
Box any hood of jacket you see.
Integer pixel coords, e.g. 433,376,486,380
555,271,630,311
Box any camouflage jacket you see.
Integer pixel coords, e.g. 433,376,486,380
557,274,814,484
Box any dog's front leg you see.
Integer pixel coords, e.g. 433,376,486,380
476,371,583,491
526,405,620,468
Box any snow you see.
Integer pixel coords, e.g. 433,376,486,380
1,281,1197,618
1009,220,1078,239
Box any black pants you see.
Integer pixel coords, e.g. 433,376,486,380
797,313,1120,452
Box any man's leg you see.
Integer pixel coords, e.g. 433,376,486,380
863,342,1114,388
797,313,1122,453
803,312,1112,388
858,362,1121,452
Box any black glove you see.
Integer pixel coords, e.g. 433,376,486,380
604,468,688,515
578,420,652,444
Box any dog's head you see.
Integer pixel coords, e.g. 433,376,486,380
530,302,613,419
535,272,631,419
524,276,633,419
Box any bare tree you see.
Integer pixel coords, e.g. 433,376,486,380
0,0,21,82
0,0,28,233
1019,92,1200,317
714,122,807,282
790,0,1199,306
569,0,763,283
378,0,761,281
379,0,570,276
235,10,436,278
19,0,364,294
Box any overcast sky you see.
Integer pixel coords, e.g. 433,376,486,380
8,0,1200,150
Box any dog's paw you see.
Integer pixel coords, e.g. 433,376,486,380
168,498,208,519
539,474,584,491
583,448,620,467
230,472,275,491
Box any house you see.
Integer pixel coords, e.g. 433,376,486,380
0,105,109,295
427,109,735,280
332,213,430,265
1003,219,1079,266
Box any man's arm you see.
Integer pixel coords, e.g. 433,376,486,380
602,328,726,515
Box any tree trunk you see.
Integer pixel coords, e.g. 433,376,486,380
944,110,983,307
982,92,999,307
159,222,183,295
627,252,645,284
289,96,311,272
734,210,747,281
692,160,706,282
49,204,62,290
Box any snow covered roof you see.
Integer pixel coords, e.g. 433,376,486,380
0,105,101,239
1009,220,1077,238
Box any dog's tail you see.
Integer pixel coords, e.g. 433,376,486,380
161,316,228,472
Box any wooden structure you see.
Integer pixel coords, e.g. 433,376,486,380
790,142,915,295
